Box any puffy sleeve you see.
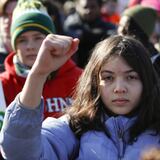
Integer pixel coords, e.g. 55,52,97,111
0,95,79,160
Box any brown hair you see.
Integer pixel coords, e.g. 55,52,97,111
67,35,160,142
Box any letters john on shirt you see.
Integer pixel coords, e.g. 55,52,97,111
44,97,73,118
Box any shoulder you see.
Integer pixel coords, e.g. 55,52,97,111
0,69,21,87
137,130,160,145
124,130,160,159
41,115,79,159
42,114,70,130
42,115,79,154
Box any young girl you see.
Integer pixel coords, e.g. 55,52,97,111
1,34,160,160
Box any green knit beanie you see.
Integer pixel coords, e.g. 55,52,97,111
123,5,157,37
11,0,56,50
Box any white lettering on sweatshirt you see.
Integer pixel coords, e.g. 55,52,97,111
46,97,73,112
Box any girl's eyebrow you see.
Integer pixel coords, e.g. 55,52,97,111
101,70,113,74
100,69,135,74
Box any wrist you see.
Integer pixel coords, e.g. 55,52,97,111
29,69,48,83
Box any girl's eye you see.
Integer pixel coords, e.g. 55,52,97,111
103,75,114,81
127,75,139,80
17,39,27,43
34,36,44,41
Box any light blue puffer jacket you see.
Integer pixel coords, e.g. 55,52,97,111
0,96,160,160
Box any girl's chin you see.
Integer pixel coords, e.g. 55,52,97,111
24,62,34,68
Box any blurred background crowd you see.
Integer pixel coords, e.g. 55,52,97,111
1,0,160,70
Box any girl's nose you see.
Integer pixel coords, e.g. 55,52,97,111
26,41,35,49
113,80,127,93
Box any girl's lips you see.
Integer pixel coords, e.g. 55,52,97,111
112,99,129,106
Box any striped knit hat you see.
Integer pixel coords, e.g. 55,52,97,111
11,0,56,50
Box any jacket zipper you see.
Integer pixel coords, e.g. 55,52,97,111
118,128,124,160
114,118,125,160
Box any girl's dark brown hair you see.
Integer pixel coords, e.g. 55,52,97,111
67,35,160,142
